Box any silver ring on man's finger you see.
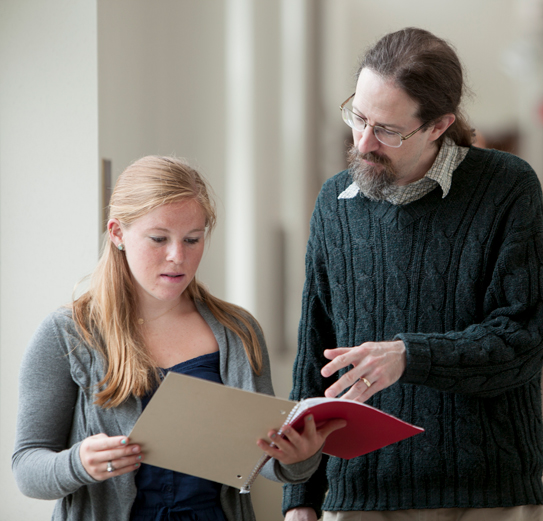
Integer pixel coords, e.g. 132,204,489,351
361,377,372,389
107,461,115,473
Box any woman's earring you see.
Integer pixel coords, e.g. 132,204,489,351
118,244,125,251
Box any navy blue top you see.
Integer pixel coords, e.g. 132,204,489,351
130,351,227,521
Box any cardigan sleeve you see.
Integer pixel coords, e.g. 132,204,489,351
12,310,99,499
398,167,543,397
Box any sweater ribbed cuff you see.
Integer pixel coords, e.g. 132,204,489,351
395,333,432,385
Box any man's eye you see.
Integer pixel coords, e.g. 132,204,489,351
354,114,367,125
375,127,397,137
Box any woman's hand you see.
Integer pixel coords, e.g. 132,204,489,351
256,415,346,465
79,433,143,480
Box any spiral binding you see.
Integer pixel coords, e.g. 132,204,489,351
239,402,304,494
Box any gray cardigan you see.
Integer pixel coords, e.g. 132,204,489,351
13,300,320,520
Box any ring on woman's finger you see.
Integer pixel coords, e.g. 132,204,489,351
106,461,115,473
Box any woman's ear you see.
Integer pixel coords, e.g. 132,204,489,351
429,114,456,142
108,219,124,249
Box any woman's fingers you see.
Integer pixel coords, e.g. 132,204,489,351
102,452,143,476
256,415,347,465
79,434,143,480
315,418,347,438
256,420,308,462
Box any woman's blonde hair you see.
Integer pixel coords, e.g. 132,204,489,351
73,155,263,408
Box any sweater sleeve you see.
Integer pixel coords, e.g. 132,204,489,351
12,310,99,499
398,169,543,397
282,196,337,517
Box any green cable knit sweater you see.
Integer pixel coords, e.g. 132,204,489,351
283,147,543,517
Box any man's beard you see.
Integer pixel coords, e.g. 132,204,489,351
347,145,399,201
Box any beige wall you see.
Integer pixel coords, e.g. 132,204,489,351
98,0,228,299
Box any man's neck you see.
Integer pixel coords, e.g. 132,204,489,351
395,142,441,187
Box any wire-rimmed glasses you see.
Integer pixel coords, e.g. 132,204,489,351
340,93,426,148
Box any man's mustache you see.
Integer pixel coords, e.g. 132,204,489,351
348,147,393,168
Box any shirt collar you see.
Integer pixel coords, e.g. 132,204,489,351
338,138,469,204
423,137,469,198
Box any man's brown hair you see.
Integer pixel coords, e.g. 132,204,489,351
358,27,474,147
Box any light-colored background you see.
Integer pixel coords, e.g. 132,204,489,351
2,1,543,520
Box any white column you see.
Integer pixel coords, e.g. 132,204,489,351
0,1,99,519
224,0,256,312
279,0,315,353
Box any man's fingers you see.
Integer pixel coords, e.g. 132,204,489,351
341,378,381,402
323,347,352,360
321,348,357,377
322,340,406,399
324,369,365,397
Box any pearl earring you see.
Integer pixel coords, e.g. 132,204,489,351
118,244,125,251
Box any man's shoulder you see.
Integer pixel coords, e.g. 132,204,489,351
317,169,352,200
451,147,543,217
464,147,537,179
458,146,540,198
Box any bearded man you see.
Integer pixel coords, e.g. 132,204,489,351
283,27,543,521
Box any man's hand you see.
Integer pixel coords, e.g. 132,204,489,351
285,507,318,521
321,340,406,402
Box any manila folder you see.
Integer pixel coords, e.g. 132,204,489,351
129,372,295,489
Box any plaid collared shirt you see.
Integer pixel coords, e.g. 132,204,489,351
338,138,470,205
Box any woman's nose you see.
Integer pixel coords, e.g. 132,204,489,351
166,242,185,263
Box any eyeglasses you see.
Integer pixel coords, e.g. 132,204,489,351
340,93,426,148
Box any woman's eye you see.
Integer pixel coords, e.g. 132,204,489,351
185,238,201,245
150,237,166,243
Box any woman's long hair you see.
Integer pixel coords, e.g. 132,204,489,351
72,156,263,408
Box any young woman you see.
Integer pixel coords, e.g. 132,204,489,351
12,156,344,521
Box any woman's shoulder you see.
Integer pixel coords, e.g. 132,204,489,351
30,306,94,357
34,306,76,337
194,297,272,387
195,298,262,334
25,306,105,386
